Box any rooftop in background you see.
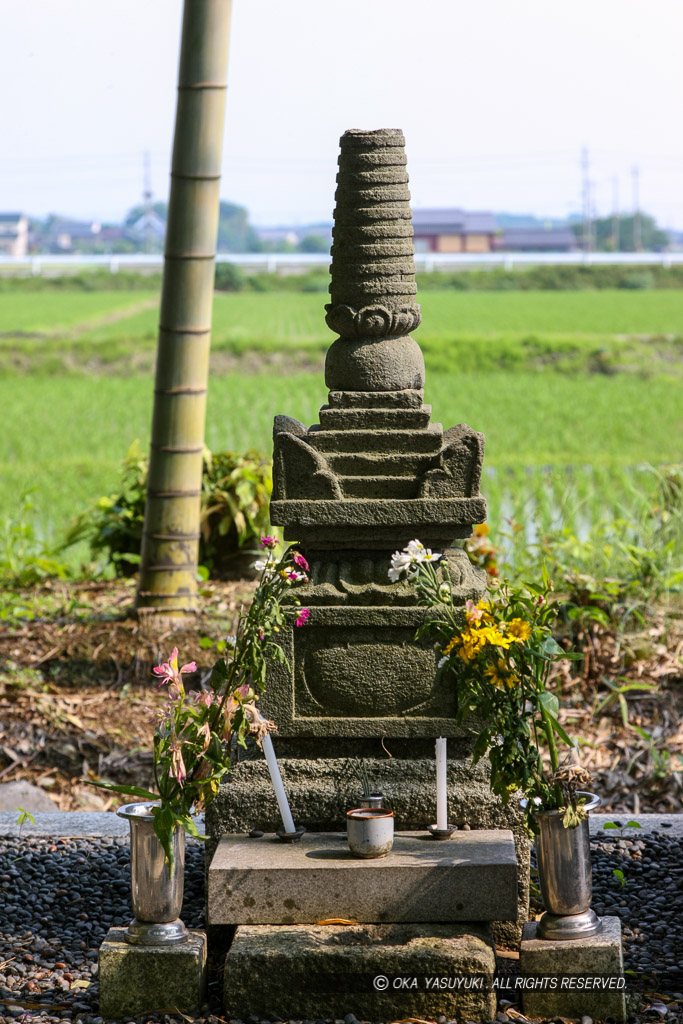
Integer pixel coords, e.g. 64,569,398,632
413,208,497,234
496,226,578,253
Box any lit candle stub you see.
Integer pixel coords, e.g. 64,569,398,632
436,736,448,831
262,733,296,834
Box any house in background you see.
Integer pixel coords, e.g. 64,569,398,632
496,226,577,253
0,213,29,256
412,208,497,253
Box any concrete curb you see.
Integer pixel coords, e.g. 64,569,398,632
0,810,680,838
0,810,205,837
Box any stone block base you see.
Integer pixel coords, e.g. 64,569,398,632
209,829,517,925
98,927,207,1018
207,755,530,945
224,922,496,1023
520,916,626,1022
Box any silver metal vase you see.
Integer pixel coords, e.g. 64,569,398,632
524,791,602,940
117,801,189,945
358,793,384,810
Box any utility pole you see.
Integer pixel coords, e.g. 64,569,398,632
632,164,642,252
612,175,620,252
143,150,153,255
581,146,592,253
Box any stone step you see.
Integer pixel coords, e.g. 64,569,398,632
328,388,424,409
319,406,432,430
224,922,496,1023
207,829,518,925
270,495,487,530
307,423,443,455
327,451,433,476
339,475,418,499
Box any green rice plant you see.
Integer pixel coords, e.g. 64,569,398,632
0,490,72,585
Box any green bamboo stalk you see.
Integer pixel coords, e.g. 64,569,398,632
136,0,232,617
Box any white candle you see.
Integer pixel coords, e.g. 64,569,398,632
436,736,448,830
262,733,296,834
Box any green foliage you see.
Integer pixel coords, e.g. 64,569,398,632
214,262,246,292
62,443,272,579
15,807,35,827
62,441,147,576
297,233,330,254
602,820,642,839
199,449,273,576
508,465,683,621
0,491,72,585
417,262,683,291
570,212,670,254
0,272,162,293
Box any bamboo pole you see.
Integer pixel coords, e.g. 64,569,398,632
136,0,232,617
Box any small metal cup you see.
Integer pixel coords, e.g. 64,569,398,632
347,808,394,859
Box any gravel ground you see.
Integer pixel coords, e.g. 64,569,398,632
0,830,681,1024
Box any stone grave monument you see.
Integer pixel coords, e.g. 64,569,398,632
207,128,529,1020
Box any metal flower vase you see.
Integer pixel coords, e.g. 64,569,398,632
117,801,189,945
526,792,602,940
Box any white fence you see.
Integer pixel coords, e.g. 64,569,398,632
1,251,683,275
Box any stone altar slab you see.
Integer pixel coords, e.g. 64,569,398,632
207,829,518,925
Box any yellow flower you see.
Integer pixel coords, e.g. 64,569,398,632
473,523,490,537
442,635,461,656
507,618,532,642
485,661,519,689
459,630,484,662
478,625,513,649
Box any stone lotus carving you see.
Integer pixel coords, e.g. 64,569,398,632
325,302,422,339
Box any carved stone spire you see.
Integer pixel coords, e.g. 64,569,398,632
269,128,487,557
324,129,424,394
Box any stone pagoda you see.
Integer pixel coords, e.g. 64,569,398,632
207,130,528,958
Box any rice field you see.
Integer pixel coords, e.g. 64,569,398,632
0,285,681,569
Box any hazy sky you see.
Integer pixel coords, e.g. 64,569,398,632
3,0,683,228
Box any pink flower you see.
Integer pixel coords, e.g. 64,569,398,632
295,608,310,628
169,739,187,785
465,599,484,625
260,535,278,549
152,648,197,689
196,721,211,751
292,551,309,572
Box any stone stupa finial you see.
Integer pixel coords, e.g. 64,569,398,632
324,129,424,394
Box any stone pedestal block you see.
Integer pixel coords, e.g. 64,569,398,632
98,927,207,1018
207,755,530,944
208,829,517,925
520,916,626,1022
224,922,496,1023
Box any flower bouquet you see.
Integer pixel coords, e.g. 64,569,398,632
388,539,588,831
90,537,310,867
